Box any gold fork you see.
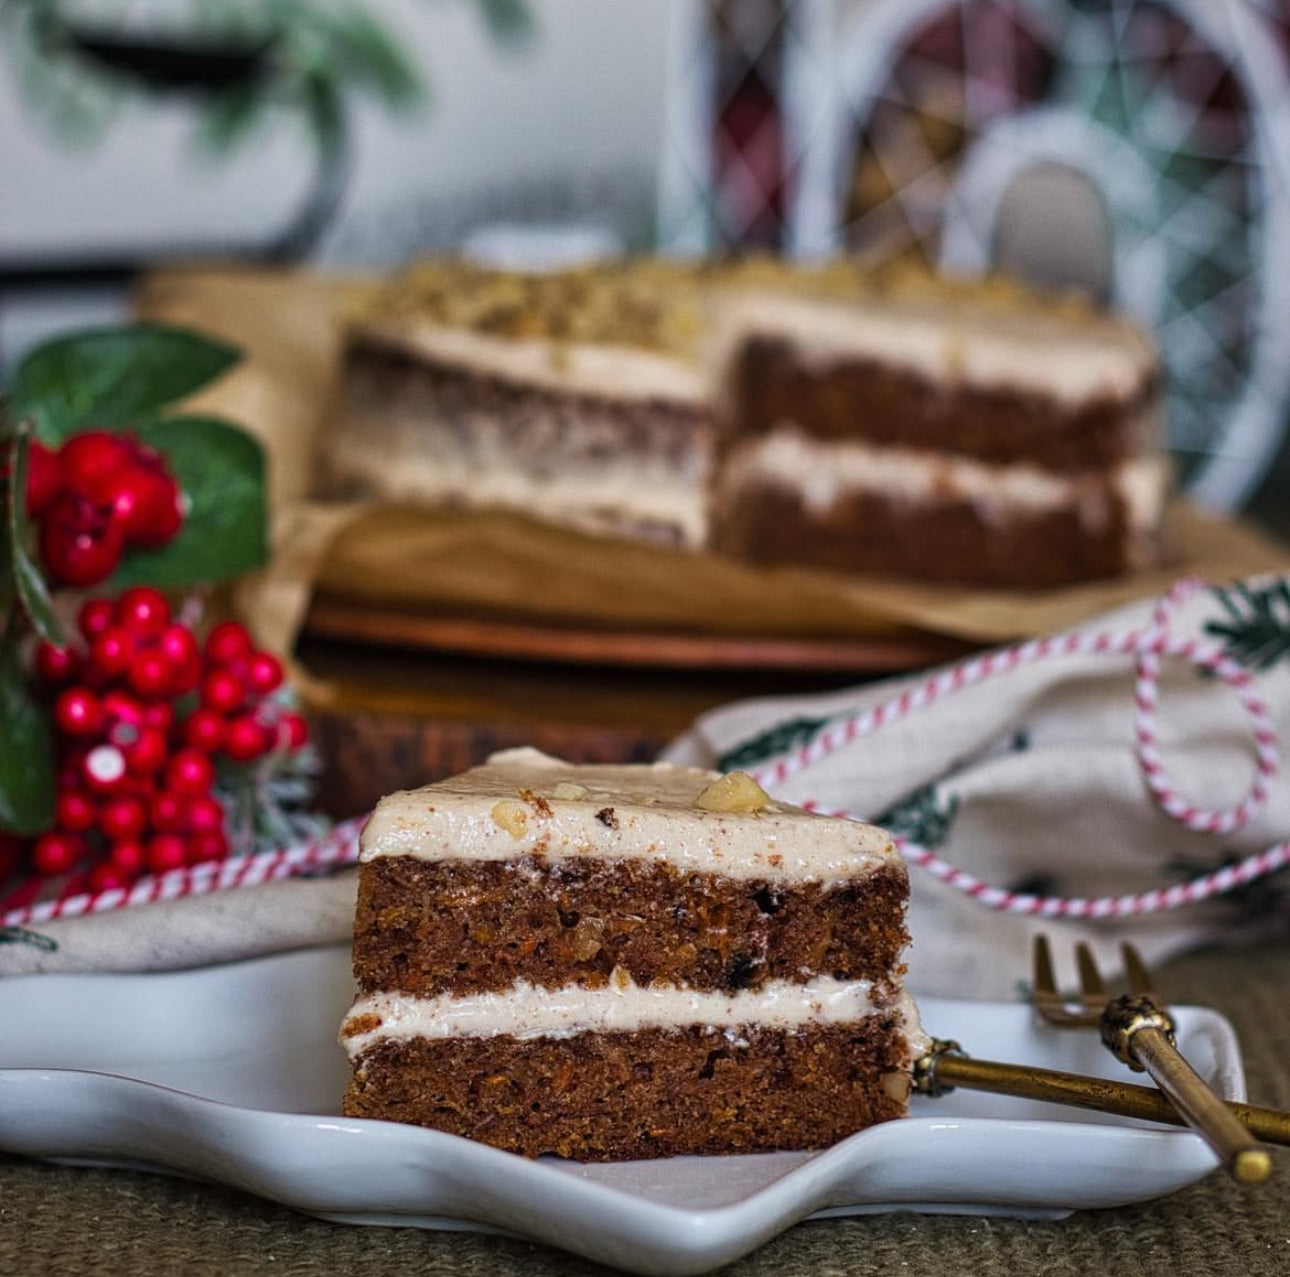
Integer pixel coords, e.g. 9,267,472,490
1032,935,1272,1185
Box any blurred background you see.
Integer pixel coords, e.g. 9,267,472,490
3,0,1290,532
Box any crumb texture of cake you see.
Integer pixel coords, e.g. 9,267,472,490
319,255,1167,588
339,747,926,1161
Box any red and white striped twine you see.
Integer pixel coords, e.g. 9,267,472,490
3,578,1286,931
2,816,365,930
749,576,1288,920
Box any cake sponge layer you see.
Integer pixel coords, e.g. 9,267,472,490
352,852,910,998
342,1020,914,1160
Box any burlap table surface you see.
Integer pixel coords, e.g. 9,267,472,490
3,940,1287,1277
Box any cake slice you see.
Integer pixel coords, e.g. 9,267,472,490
339,748,926,1161
708,284,1169,588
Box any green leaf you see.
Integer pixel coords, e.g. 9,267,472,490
0,626,55,835
5,431,64,646
325,6,422,108
11,324,241,443
109,416,268,589
195,83,269,156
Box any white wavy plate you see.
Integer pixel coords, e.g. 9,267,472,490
0,944,1246,1276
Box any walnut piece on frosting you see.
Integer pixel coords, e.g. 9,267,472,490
693,771,771,814
491,798,529,838
550,782,589,801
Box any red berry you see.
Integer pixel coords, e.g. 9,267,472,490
205,621,254,667
118,726,169,776
149,790,188,833
118,468,183,548
114,587,170,638
246,651,284,695
158,624,200,690
88,861,132,893
146,834,188,875
127,650,173,700
186,793,226,836
141,701,174,733
224,714,270,762
58,430,134,494
55,789,97,833
82,743,127,794
201,668,244,715
89,627,137,681
183,708,226,754
108,839,147,876
166,749,214,794
54,687,104,736
102,690,144,726
78,598,116,640
40,493,125,587
25,440,64,516
187,830,229,865
34,641,80,685
31,831,83,876
98,795,147,842
275,712,309,752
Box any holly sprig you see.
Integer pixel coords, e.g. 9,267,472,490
0,323,269,835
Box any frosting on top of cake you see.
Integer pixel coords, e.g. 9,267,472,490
359,747,896,883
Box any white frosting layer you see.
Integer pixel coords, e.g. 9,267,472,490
359,748,897,883
723,428,1170,532
712,292,1157,404
341,976,927,1057
360,317,708,405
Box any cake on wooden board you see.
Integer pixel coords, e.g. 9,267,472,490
339,747,926,1161
319,256,1168,589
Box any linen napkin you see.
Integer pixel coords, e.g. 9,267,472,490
4,574,1289,1001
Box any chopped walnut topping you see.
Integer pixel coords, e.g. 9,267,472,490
882,1071,912,1103
693,771,770,813
569,916,605,961
550,782,589,801
491,798,529,838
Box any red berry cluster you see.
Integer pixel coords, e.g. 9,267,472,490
28,587,307,891
25,432,184,587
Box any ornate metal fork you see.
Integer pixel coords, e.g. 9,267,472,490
1031,935,1272,1184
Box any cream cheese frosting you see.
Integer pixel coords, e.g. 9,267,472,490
722,428,1171,531
360,318,708,406
358,747,897,884
340,975,928,1057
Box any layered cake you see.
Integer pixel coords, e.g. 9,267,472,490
339,747,926,1161
319,257,871,548
321,256,1167,588
708,283,1168,588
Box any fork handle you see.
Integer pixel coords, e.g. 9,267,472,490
918,1042,1290,1148
1104,997,1273,1185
